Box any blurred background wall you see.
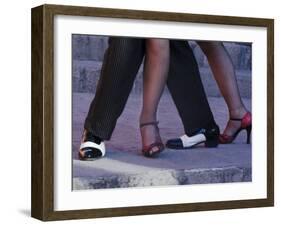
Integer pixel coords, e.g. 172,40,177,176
72,35,252,98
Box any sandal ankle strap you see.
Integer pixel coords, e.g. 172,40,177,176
229,118,242,121
140,121,159,128
230,112,251,121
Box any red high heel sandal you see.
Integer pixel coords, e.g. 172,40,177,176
219,112,252,144
140,121,165,158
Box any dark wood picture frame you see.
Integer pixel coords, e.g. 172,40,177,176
31,4,274,221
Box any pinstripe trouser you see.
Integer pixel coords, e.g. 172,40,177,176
84,37,216,140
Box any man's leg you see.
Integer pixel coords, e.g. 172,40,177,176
84,37,145,140
166,40,219,148
80,37,145,160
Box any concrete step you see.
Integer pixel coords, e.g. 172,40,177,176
73,146,251,190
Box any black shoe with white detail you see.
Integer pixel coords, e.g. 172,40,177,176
166,124,220,149
78,130,106,160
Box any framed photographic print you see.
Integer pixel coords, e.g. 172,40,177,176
31,4,274,221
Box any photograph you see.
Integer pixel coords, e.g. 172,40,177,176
31,4,273,221
72,35,252,190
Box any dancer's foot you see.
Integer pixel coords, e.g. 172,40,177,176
166,123,220,149
222,107,248,137
78,130,106,161
219,111,252,144
140,121,164,157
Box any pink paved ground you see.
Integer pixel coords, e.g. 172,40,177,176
72,92,251,158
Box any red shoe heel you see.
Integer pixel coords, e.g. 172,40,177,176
246,125,252,144
219,112,252,144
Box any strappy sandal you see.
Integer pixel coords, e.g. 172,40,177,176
78,130,106,161
140,121,165,158
219,112,252,144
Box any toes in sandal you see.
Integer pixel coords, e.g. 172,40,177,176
142,142,165,158
140,121,165,158
78,130,106,161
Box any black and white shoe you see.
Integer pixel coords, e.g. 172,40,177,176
78,130,106,160
166,125,219,149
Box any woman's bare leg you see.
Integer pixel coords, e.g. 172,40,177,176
197,41,248,136
140,39,170,152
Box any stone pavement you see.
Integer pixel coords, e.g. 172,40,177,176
72,93,252,190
